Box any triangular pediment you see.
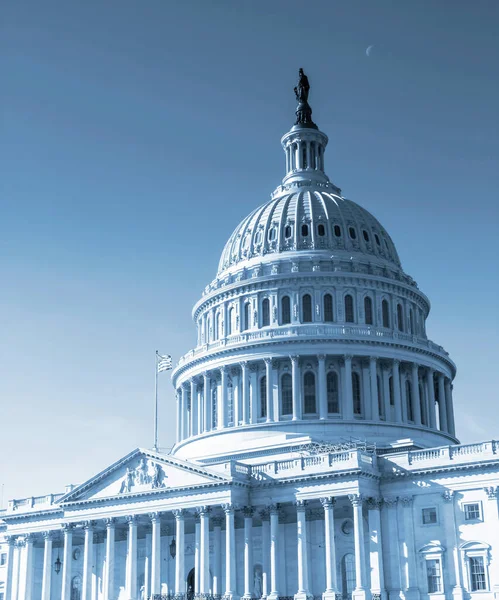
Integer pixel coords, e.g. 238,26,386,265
60,448,231,503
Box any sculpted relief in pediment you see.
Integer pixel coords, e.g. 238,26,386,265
119,458,167,494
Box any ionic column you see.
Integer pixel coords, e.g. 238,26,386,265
249,364,258,424
203,373,211,432
150,512,161,596
125,516,138,600
223,504,238,600
61,524,73,600
10,539,22,600
427,368,436,429
103,518,115,600
241,361,249,425
400,497,419,600
212,517,223,597
181,384,189,439
3,536,15,600
194,513,201,594
82,521,94,600
445,379,456,437
190,379,198,436
173,510,186,596
411,364,422,425
343,355,353,419
370,357,379,421
41,532,53,600
242,507,255,599
199,506,211,594
220,367,228,428
291,356,302,420
392,360,402,423
382,498,401,599
17,534,34,600
264,359,273,422
295,500,310,600
268,504,280,600
260,510,270,599
437,373,448,432
441,491,464,600
367,498,387,600
320,498,339,600
232,368,240,426
176,391,182,443
318,355,327,420
349,494,367,600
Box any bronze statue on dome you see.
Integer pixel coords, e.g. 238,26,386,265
294,68,310,104
293,68,316,127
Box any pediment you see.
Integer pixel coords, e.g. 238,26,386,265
60,448,230,503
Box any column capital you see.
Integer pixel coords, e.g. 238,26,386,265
369,356,378,363
294,499,308,512
366,497,383,510
16,538,26,548
348,493,364,507
317,354,326,361
320,497,336,509
259,508,269,521
105,517,116,528
222,503,236,514
290,355,300,364
263,357,272,366
393,358,401,366
344,354,353,362
240,360,249,369
126,515,138,525
61,522,74,533
442,490,454,503
149,512,161,523
400,495,413,507
42,531,54,541
382,496,398,508
197,505,212,517
242,506,255,518
484,486,499,499
5,534,16,546
268,503,280,515
173,508,185,520
212,516,224,528
24,533,35,544
220,365,229,374
82,520,95,531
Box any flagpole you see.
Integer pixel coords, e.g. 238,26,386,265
154,350,159,452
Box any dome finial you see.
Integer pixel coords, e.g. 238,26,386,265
294,68,317,128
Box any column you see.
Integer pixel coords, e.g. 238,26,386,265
318,355,327,420
427,368,436,429
268,504,280,600
367,498,387,600
295,501,310,600
174,510,186,596
18,534,34,600
400,372,408,422
382,498,402,600
437,373,448,432
203,373,211,432
343,355,353,419
392,360,402,423
349,494,367,600
445,379,456,437
483,487,499,596
125,516,138,600
103,518,115,600
321,498,339,600
260,511,270,599
176,391,182,443
400,497,419,600
265,359,273,422
199,506,211,594
197,382,203,434
306,141,312,168
220,367,228,428
272,360,281,422
10,539,22,600
242,507,255,599
61,524,73,600
241,362,249,425
41,532,53,600
250,364,258,424
441,491,464,600
191,379,198,436
181,384,189,439
223,504,238,600
3,536,15,600
232,368,240,426
291,356,302,420
194,514,200,594
370,357,379,421
382,365,391,421
150,513,161,596
82,521,94,600
411,364,422,425
212,517,223,597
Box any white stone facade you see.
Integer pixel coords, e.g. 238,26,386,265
1,75,498,600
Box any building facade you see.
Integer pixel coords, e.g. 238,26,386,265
1,72,498,600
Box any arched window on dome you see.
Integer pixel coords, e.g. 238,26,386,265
364,296,373,325
318,223,325,237
303,372,316,414
262,298,270,327
212,386,218,429
327,371,339,414
281,296,291,325
215,312,220,340
409,308,415,335
260,376,267,419
281,373,293,416
301,223,309,237
227,307,235,336
345,294,355,323
302,294,313,323
352,372,361,415
324,294,334,322
406,379,413,422
382,299,390,328
397,304,405,332
377,375,384,419
243,303,250,331
284,224,292,239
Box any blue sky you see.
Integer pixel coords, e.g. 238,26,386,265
1,0,498,502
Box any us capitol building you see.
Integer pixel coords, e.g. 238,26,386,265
1,71,498,600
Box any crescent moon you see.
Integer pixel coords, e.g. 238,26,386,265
366,45,374,57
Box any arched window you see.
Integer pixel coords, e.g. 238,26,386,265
345,294,355,323
260,376,267,419
243,303,250,331
301,223,309,237
389,376,394,406
327,372,339,414
303,372,316,414
397,304,405,332
324,294,334,322
334,224,342,237
378,375,384,419
284,225,292,238
281,374,293,416
409,309,415,334
262,298,270,327
382,299,390,328
281,296,291,325
406,379,413,421
212,387,218,429
214,312,220,340
318,223,325,236
302,294,312,323
352,372,361,415
364,296,373,325
228,307,234,336
342,554,356,599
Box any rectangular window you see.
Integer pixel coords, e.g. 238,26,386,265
422,507,438,525
426,559,443,593
464,502,481,521
0,553,5,566
469,556,487,591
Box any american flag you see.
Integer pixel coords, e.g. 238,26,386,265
157,354,173,373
